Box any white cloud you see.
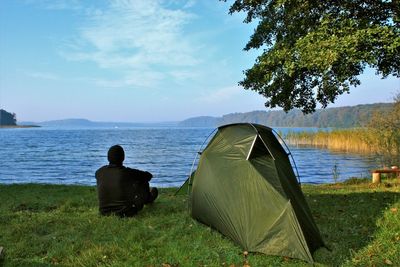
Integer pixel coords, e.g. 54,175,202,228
189,84,267,117
197,85,244,104
94,71,165,88
182,0,196,9
25,0,83,10
62,0,200,88
24,71,59,80
168,69,199,81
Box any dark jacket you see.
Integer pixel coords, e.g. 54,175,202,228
95,164,152,217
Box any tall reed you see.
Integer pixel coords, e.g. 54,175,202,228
285,92,400,167
285,128,374,154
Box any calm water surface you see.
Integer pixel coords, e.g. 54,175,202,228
0,127,379,187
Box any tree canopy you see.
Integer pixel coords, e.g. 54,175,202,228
0,109,17,126
226,0,400,113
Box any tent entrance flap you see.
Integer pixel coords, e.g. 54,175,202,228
246,135,258,160
175,171,196,195
246,135,274,161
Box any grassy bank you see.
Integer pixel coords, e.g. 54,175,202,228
0,181,399,266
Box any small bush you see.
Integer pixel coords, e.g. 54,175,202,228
342,177,370,185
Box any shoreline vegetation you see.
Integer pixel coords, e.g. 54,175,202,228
1,179,399,266
178,103,392,128
285,128,374,154
284,95,400,167
284,127,399,166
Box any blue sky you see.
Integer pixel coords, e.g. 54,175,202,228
0,0,399,122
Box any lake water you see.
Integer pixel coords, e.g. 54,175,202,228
0,127,379,187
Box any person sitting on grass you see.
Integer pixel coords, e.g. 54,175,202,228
95,145,158,217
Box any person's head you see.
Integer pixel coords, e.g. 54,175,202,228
107,145,125,166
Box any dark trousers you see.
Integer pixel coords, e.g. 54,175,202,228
119,184,158,217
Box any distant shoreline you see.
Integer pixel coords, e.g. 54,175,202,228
0,125,41,129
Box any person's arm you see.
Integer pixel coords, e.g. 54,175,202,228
128,168,153,182
95,166,105,180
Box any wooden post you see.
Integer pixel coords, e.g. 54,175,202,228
372,172,381,183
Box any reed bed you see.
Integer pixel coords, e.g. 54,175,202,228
285,128,377,154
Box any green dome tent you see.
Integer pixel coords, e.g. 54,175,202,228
178,123,325,263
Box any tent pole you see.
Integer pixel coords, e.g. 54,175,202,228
272,128,302,185
187,128,218,196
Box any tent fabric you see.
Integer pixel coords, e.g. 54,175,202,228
184,123,324,263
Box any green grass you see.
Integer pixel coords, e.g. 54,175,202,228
0,180,399,266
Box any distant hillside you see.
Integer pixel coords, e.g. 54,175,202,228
20,118,179,128
177,116,218,127
37,119,98,127
178,103,393,128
